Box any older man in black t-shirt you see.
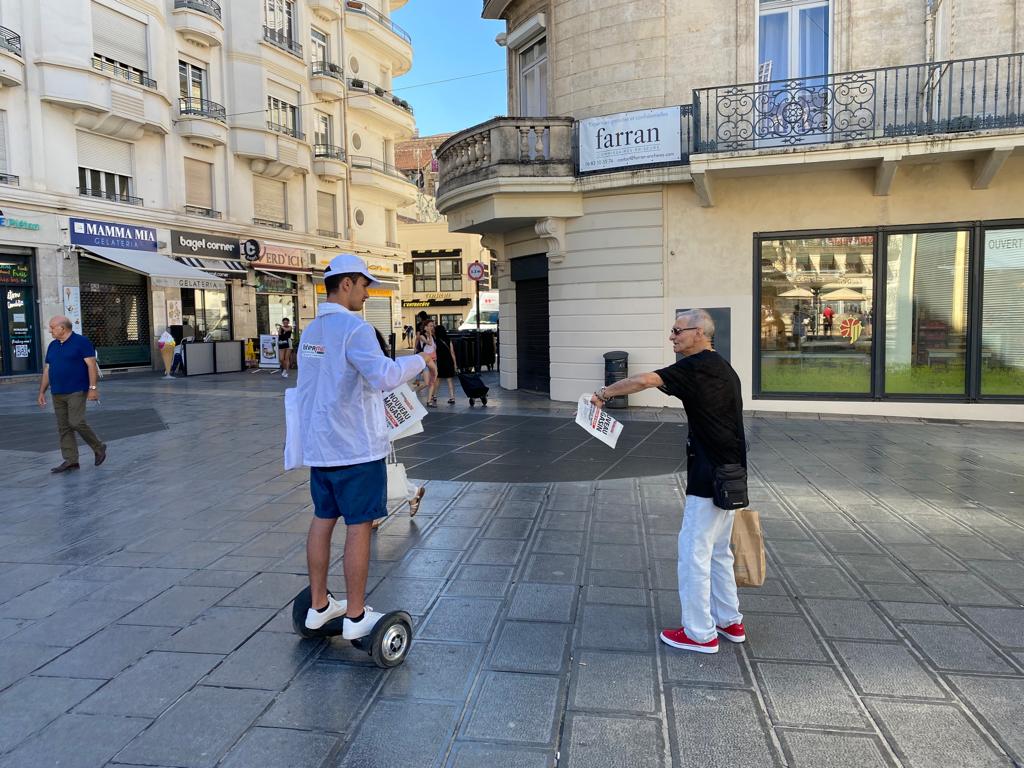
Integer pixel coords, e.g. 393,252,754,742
591,309,746,654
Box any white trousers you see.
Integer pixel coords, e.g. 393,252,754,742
677,494,743,643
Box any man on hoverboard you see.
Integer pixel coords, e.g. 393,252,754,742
297,254,431,637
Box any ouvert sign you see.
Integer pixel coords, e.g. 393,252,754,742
577,107,683,173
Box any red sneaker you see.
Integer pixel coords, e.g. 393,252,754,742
716,623,746,643
659,627,719,654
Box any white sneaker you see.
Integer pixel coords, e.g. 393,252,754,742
305,594,347,629
281,369,288,378
342,609,385,640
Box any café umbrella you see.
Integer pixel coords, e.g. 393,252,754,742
777,287,814,299
821,287,867,301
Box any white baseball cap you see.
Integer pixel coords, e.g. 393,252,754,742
323,253,380,286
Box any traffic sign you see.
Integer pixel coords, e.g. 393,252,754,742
467,261,485,281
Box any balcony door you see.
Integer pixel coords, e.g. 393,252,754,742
178,61,207,114
757,0,830,146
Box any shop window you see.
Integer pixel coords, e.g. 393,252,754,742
439,313,462,332
413,260,436,292
758,234,874,394
980,227,1024,396
439,258,462,292
884,230,969,395
181,288,231,341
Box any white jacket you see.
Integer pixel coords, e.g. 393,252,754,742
296,302,425,467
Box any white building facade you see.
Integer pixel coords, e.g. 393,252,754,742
0,0,416,375
436,0,1024,421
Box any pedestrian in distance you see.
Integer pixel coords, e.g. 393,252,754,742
296,254,433,637
432,322,459,405
591,309,746,654
37,316,107,473
416,318,439,406
277,317,294,378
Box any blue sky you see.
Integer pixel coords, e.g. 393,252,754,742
391,1,508,137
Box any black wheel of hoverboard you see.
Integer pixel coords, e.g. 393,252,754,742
291,588,412,668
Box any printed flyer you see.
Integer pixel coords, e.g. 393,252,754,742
575,394,624,449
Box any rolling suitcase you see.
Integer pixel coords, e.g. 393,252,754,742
458,372,489,406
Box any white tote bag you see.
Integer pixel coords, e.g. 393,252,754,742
386,444,409,503
283,387,303,470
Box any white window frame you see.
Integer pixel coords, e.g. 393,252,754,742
756,0,831,83
178,60,207,100
266,0,295,40
310,27,329,64
517,35,547,116
314,111,332,146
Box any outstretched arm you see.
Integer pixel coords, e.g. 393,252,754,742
590,371,664,407
347,324,427,390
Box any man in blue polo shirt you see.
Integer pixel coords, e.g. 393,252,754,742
37,316,107,473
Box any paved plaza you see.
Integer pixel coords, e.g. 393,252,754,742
0,371,1023,767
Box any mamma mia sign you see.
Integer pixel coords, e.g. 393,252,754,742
578,107,682,173
70,217,158,251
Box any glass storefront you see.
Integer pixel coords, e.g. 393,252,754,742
255,271,297,336
0,252,39,375
981,227,1024,396
759,234,874,393
756,222,1024,401
181,287,232,341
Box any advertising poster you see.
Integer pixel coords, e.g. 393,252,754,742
152,290,166,332
62,286,83,334
166,299,183,326
259,334,280,368
578,107,683,173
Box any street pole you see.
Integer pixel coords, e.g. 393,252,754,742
475,276,481,374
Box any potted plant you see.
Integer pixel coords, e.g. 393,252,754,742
350,78,364,89
374,86,386,97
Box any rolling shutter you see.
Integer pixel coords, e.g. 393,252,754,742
317,191,336,232
363,297,392,338
184,158,213,208
0,111,7,173
253,176,286,222
92,1,148,71
77,131,132,175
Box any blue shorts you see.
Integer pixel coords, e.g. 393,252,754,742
310,460,386,524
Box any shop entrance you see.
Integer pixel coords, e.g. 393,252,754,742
79,257,151,367
0,252,38,376
512,254,550,394
255,271,298,337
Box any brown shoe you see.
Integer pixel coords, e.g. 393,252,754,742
51,461,80,474
408,486,426,517
94,444,107,467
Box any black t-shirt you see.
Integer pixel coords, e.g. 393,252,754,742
655,350,746,498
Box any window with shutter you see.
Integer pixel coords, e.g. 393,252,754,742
184,159,213,209
92,1,148,72
317,192,336,233
253,176,287,223
77,132,132,176
0,111,8,173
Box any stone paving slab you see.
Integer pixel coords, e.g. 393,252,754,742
1,372,1023,767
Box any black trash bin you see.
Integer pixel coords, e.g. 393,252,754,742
603,350,629,408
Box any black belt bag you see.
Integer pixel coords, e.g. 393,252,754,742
713,463,749,510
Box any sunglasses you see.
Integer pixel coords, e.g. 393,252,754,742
670,326,701,336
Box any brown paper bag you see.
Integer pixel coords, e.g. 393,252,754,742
731,508,766,587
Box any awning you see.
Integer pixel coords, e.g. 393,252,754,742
176,256,247,274
82,246,225,290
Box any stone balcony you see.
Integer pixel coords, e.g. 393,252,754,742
343,0,413,76
176,97,228,147
171,0,224,47
308,0,342,21
310,61,345,100
0,26,24,87
313,144,347,181
346,78,415,138
435,116,580,234
232,123,311,179
349,155,417,206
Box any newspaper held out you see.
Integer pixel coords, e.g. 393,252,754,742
384,383,428,441
575,394,624,449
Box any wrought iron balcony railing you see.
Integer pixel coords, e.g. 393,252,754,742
266,120,305,141
346,78,414,113
314,144,346,160
0,26,21,56
179,97,226,122
0,172,20,185
185,205,222,219
79,187,144,206
345,1,412,44
692,51,1024,154
350,155,408,180
173,0,222,21
262,26,303,58
386,240,401,249
318,228,344,239
92,57,157,88
253,217,292,230
311,61,344,81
